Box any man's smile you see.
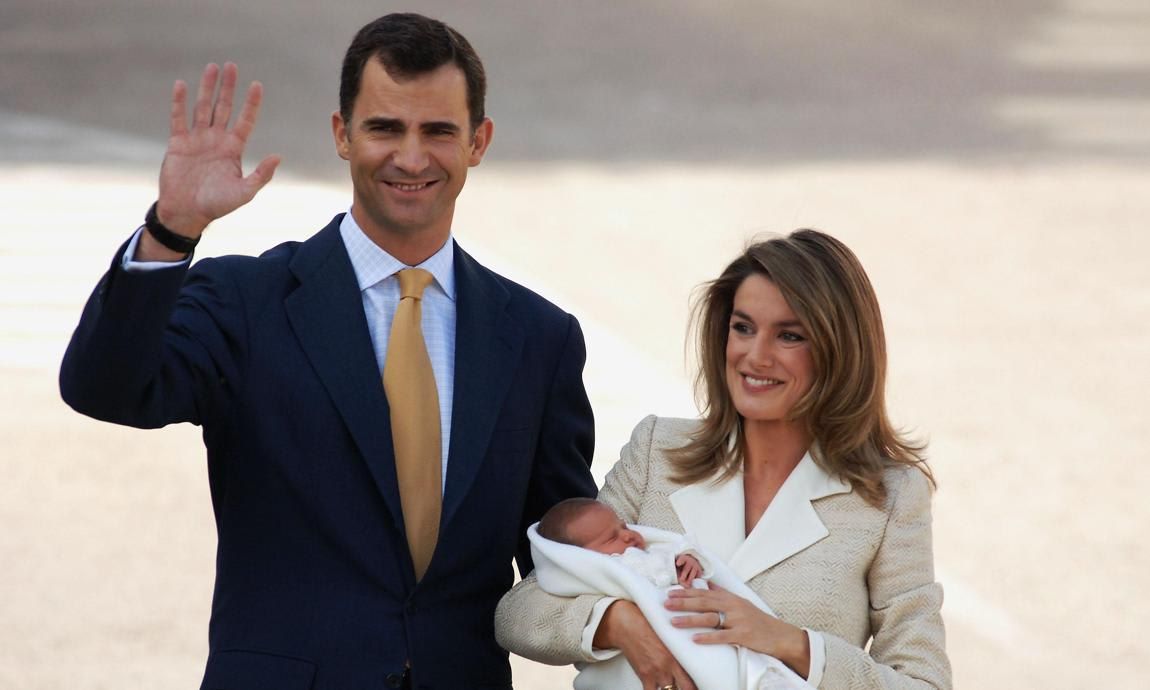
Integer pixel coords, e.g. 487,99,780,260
383,180,437,192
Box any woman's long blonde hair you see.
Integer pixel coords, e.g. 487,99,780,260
669,229,933,507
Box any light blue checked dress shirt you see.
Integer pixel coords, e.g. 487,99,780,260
339,212,456,494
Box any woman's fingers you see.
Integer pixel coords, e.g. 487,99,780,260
690,628,734,645
665,587,719,610
674,669,699,690
669,612,721,629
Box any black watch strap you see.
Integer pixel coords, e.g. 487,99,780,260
144,201,200,254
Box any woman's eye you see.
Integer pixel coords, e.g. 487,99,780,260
731,322,752,335
780,331,805,343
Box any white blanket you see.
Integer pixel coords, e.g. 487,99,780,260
528,523,813,690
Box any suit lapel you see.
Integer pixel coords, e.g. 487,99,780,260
283,218,405,531
728,453,851,581
669,452,852,581
441,244,523,530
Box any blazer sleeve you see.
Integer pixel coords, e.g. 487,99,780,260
494,415,658,664
514,313,598,576
819,468,952,689
60,240,242,430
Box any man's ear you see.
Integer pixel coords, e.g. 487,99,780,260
468,117,494,166
331,110,351,160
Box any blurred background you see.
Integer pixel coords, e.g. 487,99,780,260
2,1,1148,688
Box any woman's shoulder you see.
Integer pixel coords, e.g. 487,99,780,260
630,414,701,445
613,416,700,478
879,462,935,513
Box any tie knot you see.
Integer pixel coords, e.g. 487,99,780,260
396,268,434,300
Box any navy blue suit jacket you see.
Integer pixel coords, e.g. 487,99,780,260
61,215,597,690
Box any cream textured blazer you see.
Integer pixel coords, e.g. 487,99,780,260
495,416,951,689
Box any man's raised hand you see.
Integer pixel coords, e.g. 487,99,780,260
156,63,281,238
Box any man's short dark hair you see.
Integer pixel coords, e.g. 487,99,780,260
339,12,487,132
537,497,604,546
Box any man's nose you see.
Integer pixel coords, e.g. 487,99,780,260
392,133,429,173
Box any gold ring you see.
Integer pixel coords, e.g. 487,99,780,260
660,685,677,690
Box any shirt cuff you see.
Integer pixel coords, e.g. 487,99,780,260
121,227,192,272
805,629,826,687
580,597,624,661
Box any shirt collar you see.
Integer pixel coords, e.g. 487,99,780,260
339,210,456,301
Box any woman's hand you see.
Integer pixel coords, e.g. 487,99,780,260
595,600,697,690
666,582,811,679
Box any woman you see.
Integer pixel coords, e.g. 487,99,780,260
495,230,951,689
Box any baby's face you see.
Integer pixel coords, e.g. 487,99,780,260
568,504,646,555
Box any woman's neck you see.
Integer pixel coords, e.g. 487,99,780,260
741,419,812,536
742,418,812,480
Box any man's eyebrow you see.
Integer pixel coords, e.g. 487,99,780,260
360,116,404,131
421,120,462,134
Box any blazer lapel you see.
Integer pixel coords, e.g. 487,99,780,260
283,217,405,531
726,453,852,581
440,244,523,530
669,475,745,564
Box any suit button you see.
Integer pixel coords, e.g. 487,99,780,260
385,672,404,688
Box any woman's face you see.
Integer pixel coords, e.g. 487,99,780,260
724,274,815,426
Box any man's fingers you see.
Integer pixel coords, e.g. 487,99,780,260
232,81,264,142
170,79,188,137
193,63,220,128
212,62,238,128
242,154,282,199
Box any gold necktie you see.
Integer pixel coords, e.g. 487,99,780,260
383,268,441,581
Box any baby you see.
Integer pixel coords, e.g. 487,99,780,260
538,497,707,587
530,499,812,690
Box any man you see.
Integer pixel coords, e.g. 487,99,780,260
61,13,596,690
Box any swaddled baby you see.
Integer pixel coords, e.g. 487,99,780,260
538,497,710,588
531,498,812,690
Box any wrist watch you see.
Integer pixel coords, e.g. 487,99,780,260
144,201,200,254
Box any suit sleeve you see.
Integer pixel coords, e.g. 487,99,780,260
60,239,242,430
818,469,952,689
514,313,597,576
495,415,657,664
